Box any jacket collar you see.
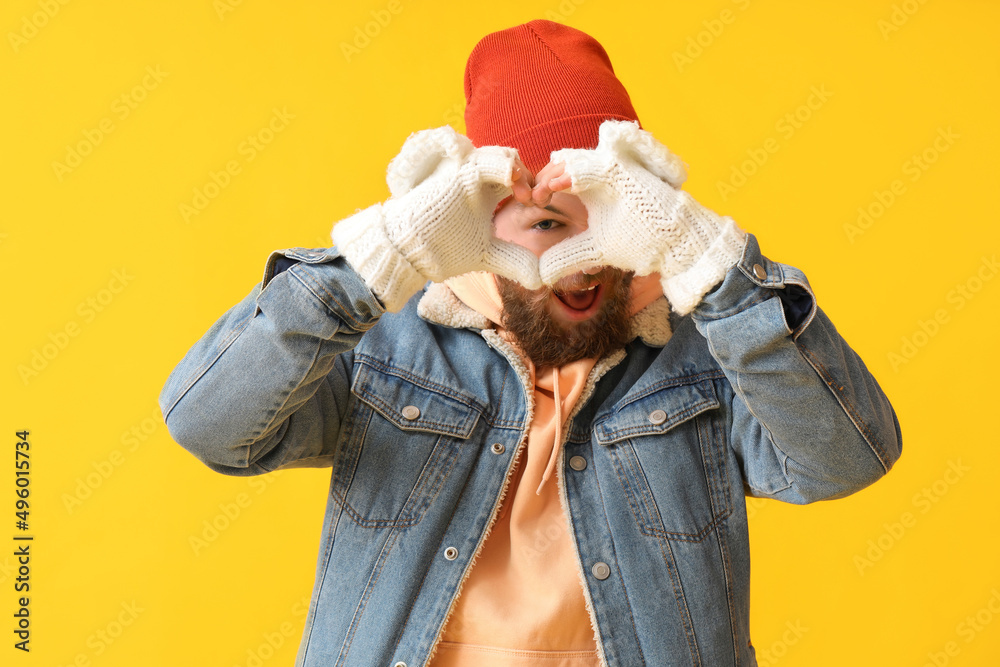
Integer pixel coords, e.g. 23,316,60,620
416,281,673,348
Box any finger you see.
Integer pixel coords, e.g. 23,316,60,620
531,174,572,206
547,172,573,192
533,160,565,185
530,163,567,207
513,156,534,185
538,231,605,285
510,157,535,206
482,239,543,290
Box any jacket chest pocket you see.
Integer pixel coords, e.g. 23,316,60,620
331,363,480,528
595,379,731,542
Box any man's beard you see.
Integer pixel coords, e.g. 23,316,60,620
494,268,635,369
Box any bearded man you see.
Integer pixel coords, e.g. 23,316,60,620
161,19,902,667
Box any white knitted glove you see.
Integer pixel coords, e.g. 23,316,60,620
539,120,748,315
331,126,541,312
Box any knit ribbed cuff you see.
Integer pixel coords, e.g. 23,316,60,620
330,205,428,313
468,146,517,187
661,217,748,316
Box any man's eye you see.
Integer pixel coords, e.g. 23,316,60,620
533,219,559,231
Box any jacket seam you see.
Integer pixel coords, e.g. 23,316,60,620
695,289,773,322
658,535,704,665
610,443,665,539
596,398,719,442
335,529,402,666
354,356,528,431
583,445,647,667
699,411,732,521
704,324,794,495
353,389,476,437
715,514,741,666
297,480,347,666
162,312,252,419
795,343,891,472
613,370,727,407
329,409,421,528
355,355,486,413
608,442,732,543
404,436,461,525
243,337,326,467
389,489,458,661
289,264,367,329
331,488,420,528
703,413,740,665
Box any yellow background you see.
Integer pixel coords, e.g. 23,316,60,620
3,0,998,665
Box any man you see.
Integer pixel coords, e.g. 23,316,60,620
160,20,901,667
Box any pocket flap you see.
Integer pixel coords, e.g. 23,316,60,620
594,380,719,446
351,362,481,438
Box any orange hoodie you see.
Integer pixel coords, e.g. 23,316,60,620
428,271,664,667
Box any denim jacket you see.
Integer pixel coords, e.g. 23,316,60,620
160,233,902,667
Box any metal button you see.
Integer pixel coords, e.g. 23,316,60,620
569,456,588,471
491,443,505,454
648,409,667,425
592,562,611,580
752,263,766,280
401,405,420,420
443,546,459,560
394,662,407,667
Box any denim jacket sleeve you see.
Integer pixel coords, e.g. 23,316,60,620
690,233,902,504
158,246,385,475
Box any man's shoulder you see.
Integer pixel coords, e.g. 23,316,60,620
633,314,722,378
353,284,492,363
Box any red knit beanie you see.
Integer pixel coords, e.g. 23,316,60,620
464,19,640,176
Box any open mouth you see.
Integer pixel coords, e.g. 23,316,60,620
552,283,604,320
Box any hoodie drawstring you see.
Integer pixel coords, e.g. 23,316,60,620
536,366,562,495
